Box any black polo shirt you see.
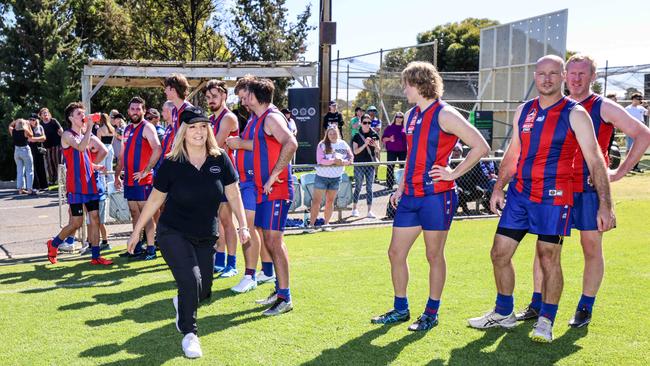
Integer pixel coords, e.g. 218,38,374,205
42,118,62,148
154,151,238,238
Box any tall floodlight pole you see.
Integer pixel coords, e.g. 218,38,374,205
319,0,335,138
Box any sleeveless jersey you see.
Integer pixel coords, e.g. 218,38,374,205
572,94,614,193
160,101,191,161
514,97,579,206
62,130,98,195
123,121,153,186
403,100,458,197
252,108,293,203
210,108,239,162
236,113,260,184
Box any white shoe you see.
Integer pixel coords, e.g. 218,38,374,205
181,333,203,358
172,296,180,333
366,211,377,219
530,316,554,343
231,275,258,293
79,243,92,255
256,272,276,284
303,225,316,234
468,309,517,329
351,209,360,217
58,243,75,253
255,290,278,305
321,225,333,232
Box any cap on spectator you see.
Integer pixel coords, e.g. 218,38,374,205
179,106,210,125
112,112,125,120
29,113,39,120
146,108,160,118
367,105,378,112
280,108,291,115
109,110,120,118
328,101,337,106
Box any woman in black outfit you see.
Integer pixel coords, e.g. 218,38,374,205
11,119,35,195
28,115,49,190
127,106,250,359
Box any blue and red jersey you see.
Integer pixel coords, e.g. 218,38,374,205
160,101,192,160
403,100,458,197
514,97,579,206
62,130,98,195
210,108,239,162
235,113,259,184
123,121,154,186
252,108,293,203
572,94,614,193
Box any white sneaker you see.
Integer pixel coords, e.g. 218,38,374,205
303,225,316,234
172,296,180,333
366,211,377,219
231,275,258,293
79,243,92,255
255,290,278,305
351,209,360,217
468,309,517,329
321,225,334,232
181,333,203,358
58,243,75,253
256,272,276,284
530,316,554,343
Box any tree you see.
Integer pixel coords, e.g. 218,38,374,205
226,0,314,105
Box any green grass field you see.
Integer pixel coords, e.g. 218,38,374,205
1,175,649,365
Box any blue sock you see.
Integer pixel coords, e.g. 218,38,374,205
424,298,440,317
275,278,279,291
245,268,256,280
227,254,236,268
277,288,291,302
394,296,409,312
577,294,595,313
91,246,100,259
531,292,542,311
540,302,559,323
52,236,64,248
65,236,74,244
495,293,514,316
214,251,226,267
262,261,274,276
146,245,155,255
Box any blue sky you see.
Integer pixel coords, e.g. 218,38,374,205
286,0,650,67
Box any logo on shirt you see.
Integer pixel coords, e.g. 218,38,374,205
209,166,221,174
522,109,537,133
548,189,563,197
247,169,254,176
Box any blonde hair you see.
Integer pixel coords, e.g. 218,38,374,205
566,54,597,74
401,61,444,100
166,122,221,162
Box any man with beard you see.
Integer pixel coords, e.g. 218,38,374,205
467,55,615,343
115,97,162,259
516,54,650,328
158,74,193,170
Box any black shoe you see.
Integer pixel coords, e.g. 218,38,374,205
119,242,144,258
407,313,439,331
515,304,540,321
568,308,591,328
371,309,410,324
633,167,645,173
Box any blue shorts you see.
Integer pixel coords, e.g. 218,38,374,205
255,200,291,232
67,192,100,205
572,192,599,231
124,185,152,202
240,181,257,211
498,187,572,236
314,175,341,191
393,190,458,231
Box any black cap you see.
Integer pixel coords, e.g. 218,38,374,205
112,113,125,120
29,113,39,120
146,108,160,118
280,108,291,115
179,106,211,125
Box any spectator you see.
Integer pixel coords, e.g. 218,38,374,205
625,93,648,172
382,111,407,188
110,111,125,162
39,107,63,185
367,105,382,134
606,93,617,102
281,108,298,136
28,114,48,190
351,113,381,218
349,106,365,138
97,113,116,192
10,119,35,195
307,126,353,232
147,107,166,142
478,159,498,195
323,101,344,137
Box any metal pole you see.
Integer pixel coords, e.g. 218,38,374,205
433,39,438,68
379,48,384,120
335,49,340,103
603,60,609,96
318,0,332,140
346,63,350,118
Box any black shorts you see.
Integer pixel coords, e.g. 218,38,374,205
70,200,99,217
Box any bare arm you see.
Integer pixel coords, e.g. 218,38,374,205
602,99,650,181
262,113,298,194
127,189,167,253
226,136,254,151
62,121,95,152
215,114,238,148
224,182,250,245
433,106,490,181
90,136,108,164
570,107,615,231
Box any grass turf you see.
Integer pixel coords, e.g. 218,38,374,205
0,175,649,365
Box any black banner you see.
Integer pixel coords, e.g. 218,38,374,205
288,87,320,164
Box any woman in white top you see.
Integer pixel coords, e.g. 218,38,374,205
307,126,353,232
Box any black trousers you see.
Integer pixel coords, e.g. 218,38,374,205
386,150,407,188
157,223,216,335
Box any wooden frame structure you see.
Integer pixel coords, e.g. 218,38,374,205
81,59,319,111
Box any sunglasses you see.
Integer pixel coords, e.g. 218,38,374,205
395,116,404,119
362,122,371,125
